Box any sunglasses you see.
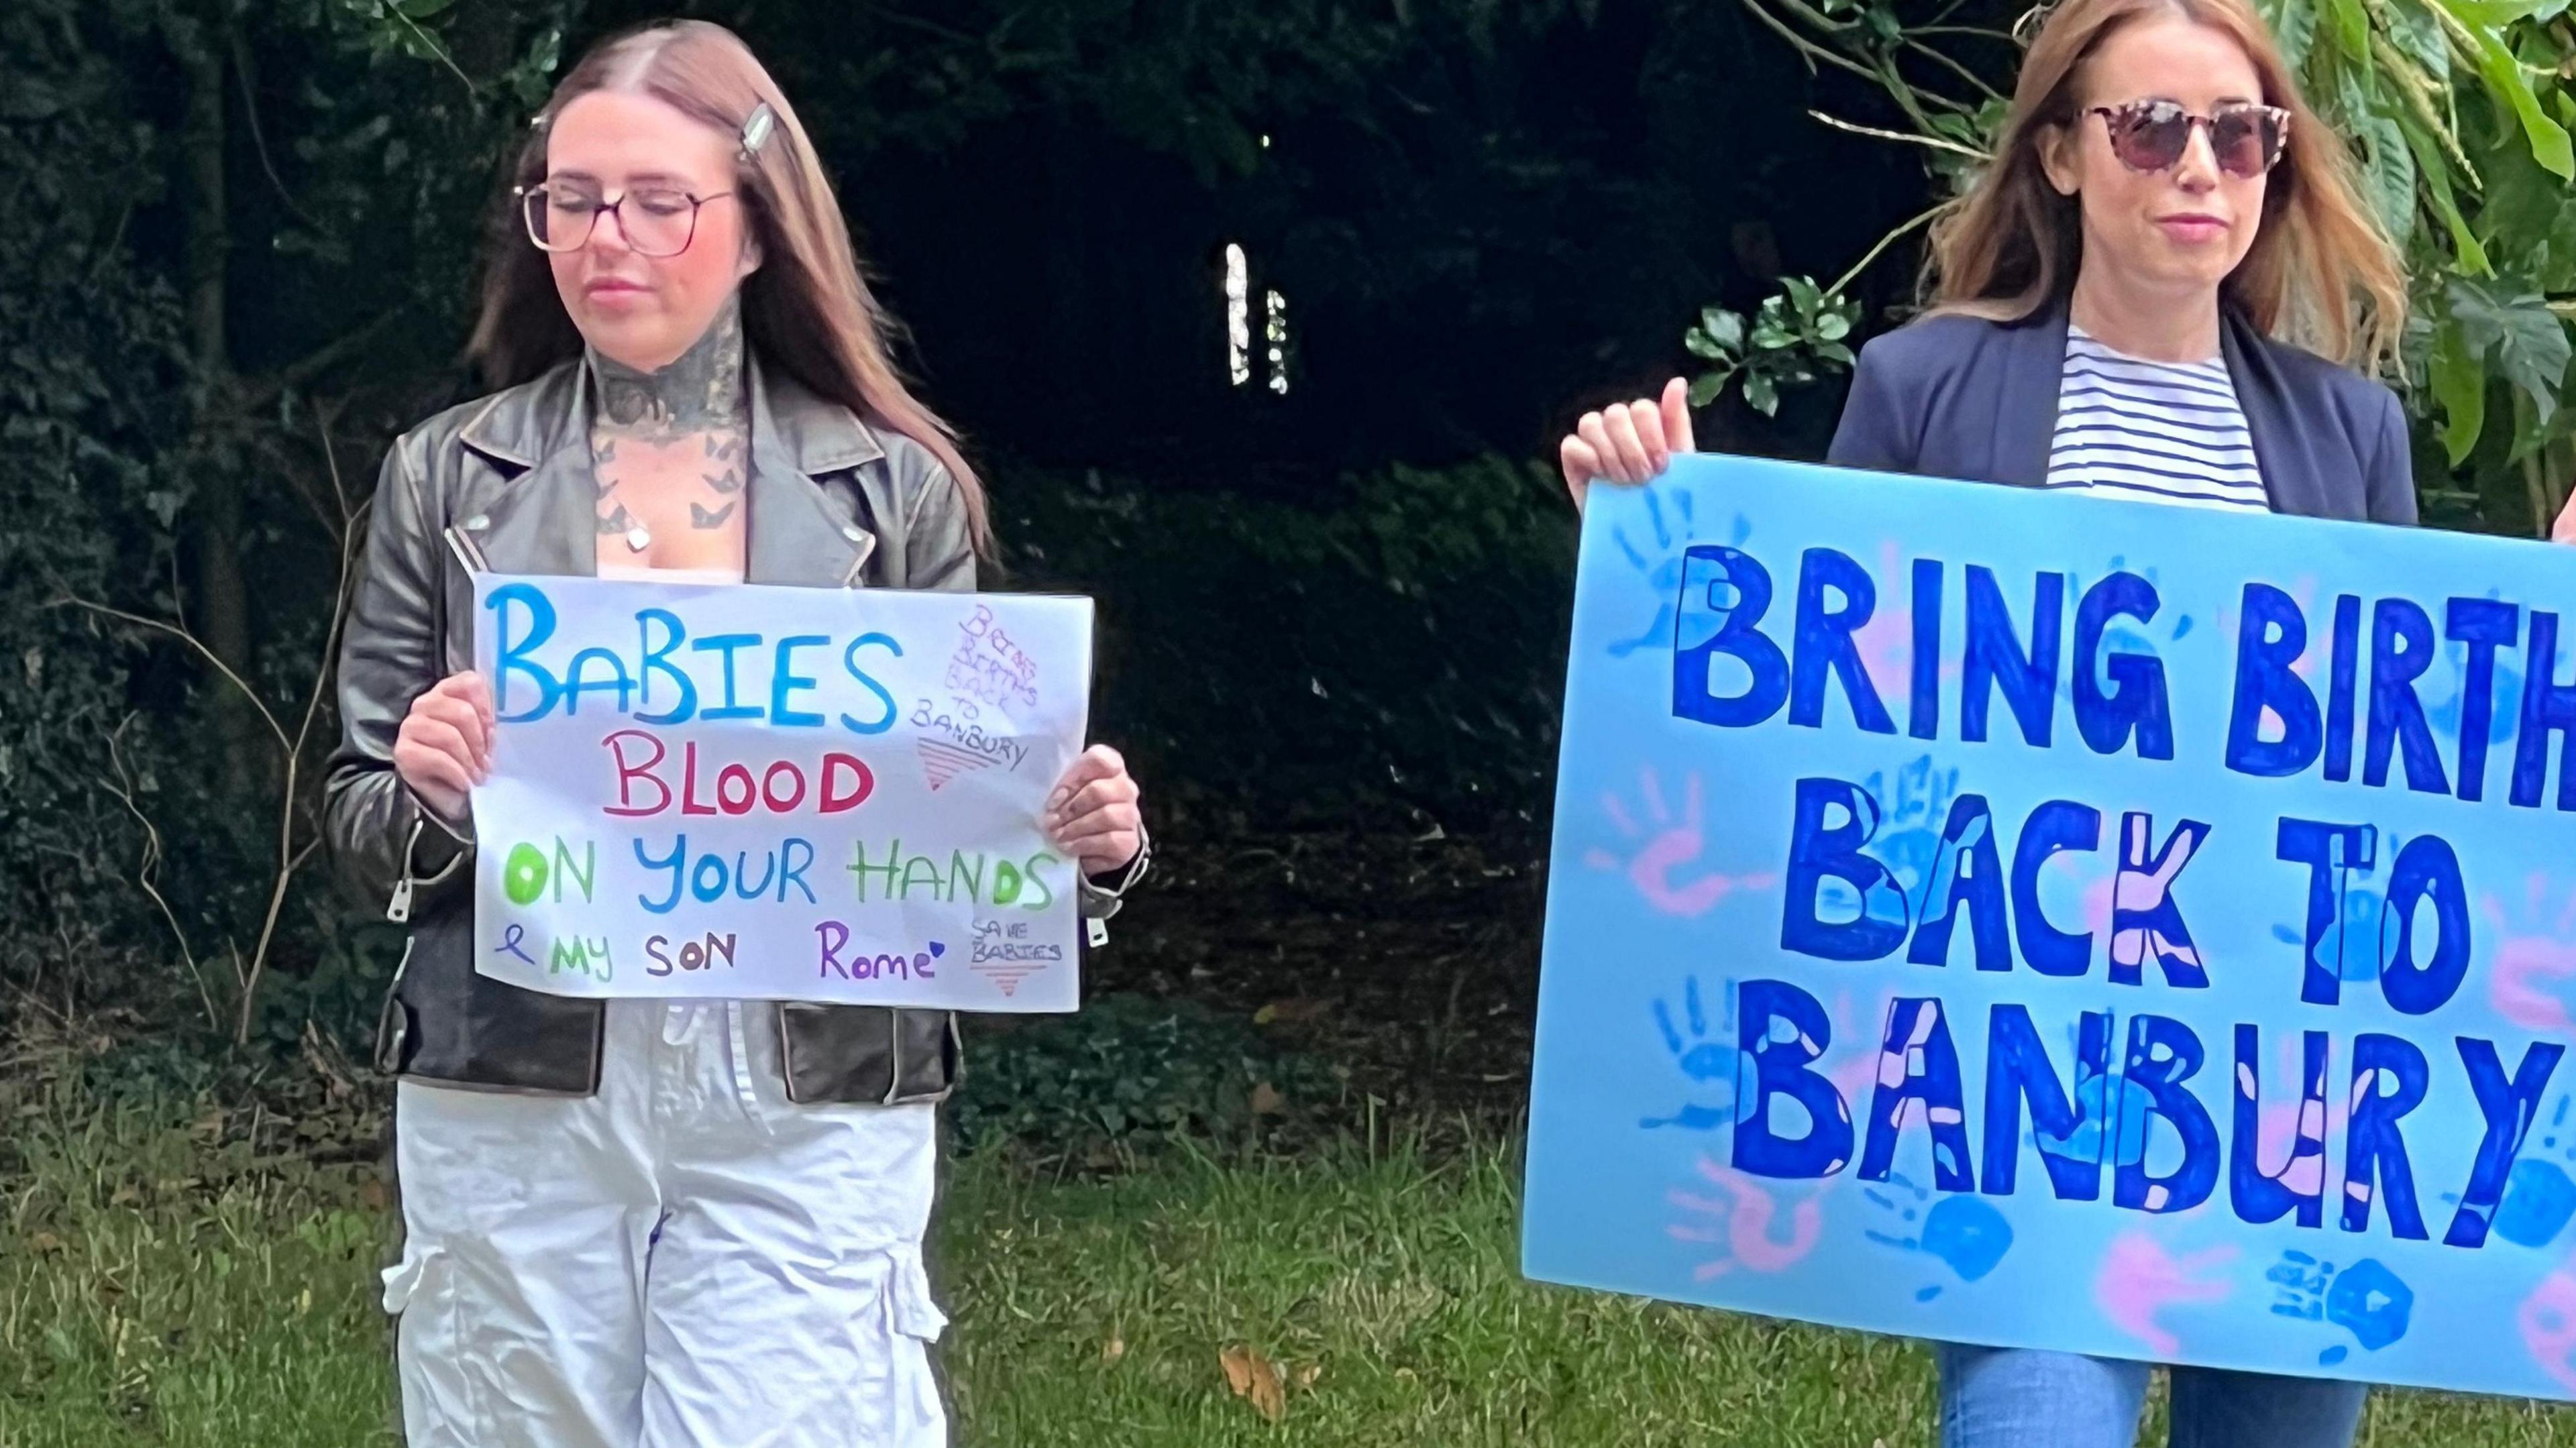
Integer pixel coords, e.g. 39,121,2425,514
2086,99,2290,179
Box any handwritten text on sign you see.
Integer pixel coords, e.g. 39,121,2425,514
468,575,1092,1010
1523,454,2576,1399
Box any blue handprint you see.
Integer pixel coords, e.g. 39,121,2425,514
2498,1097,2576,1248
2428,590,2524,753
1607,490,1752,659
2053,1064,2153,1170
1643,976,1741,1132
1809,755,1959,931
1865,1172,2015,1301
2267,1251,2413,1365
2270,852,2392,988
2073,557,2195,705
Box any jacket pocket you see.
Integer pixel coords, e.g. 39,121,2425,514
777,1005,960,1105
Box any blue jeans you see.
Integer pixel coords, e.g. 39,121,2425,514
1935,1343,2367,1448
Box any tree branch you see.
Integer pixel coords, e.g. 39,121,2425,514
1808,109,1990,159
52,599,290,755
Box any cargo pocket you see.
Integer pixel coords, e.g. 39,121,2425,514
877,1243,950,1445
384,1245,484,1447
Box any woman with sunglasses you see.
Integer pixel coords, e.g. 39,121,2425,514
1558,0,2411,1443
324,21,1147,1447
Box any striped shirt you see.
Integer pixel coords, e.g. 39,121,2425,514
2043,325,2269,511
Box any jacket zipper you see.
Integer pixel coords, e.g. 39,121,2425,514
388,816,423,923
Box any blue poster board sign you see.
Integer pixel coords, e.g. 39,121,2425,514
1524,453,2576,1398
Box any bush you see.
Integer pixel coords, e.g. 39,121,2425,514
949,994,1344,1161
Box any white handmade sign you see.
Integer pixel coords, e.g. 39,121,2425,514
468,575,1092,1010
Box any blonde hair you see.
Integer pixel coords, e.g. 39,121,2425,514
1927,0,2406,370
469,21,989,547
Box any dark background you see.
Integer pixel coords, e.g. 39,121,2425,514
1,0,1935,1124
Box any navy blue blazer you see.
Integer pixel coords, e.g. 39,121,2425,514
1824,300,2418,526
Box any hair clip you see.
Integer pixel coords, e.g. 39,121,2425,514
739,102,776,160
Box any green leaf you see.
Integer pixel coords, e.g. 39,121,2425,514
1684,329,1726,360
2451,3,2576,176
1782,276,1824,315
2382,0,2451,76
1743,371,1781,416
2444,0,2546,22
2324,0,2372,64
2429,319,2488,463
395,0,455,16
1816,311,1852,342
2266,0,2319,75
1687,372,1727,408
1699,308,1746,354
2448,276,2573,425
2404,122,2492,272
2347,91,2420,249
1818,341,1857,367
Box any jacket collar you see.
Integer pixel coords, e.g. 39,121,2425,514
453,348,885,585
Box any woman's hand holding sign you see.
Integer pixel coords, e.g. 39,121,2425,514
1046,744,1144,875
395,670,494,827
1560,376,1697,510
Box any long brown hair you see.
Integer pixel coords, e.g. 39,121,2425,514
468,21,989,546
1926,0,2406,369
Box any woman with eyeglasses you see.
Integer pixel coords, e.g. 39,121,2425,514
1558,0,2412,1442
323,21,1147,1447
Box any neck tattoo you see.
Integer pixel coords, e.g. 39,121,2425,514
589,297,751,554
590,295,749,441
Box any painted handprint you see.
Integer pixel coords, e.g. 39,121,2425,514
1643,976,1741,1132
2108,812,2212,988
1669,1154,1829,1280
1587,767,1776,916
2485,872,2576,1034
2072,557,2198,708
2267,1251,2413,1366
2271,866,2390,992
2428,589,2525,755
1609,489,1751,658
1854,755,1960,927
2498,1097,2576,1249
2094,1229,2237,1357
2521,1254,2576,1396
1864,1173,2014,1301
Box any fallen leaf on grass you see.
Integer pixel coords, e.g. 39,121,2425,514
1218,1344,1285,1422
1248,1082,1285,1116
1297,1363,1322,1388
1102,1335,1126,1364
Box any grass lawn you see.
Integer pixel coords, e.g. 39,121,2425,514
5,1091,2576,1447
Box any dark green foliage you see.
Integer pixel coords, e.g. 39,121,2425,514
1000,455,1578,833
948,993,1344,1159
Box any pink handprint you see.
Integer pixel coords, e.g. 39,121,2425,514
1589,767,1776,917
2094,1230,2237,1357
2485,873,2576,1034
1670,1154,1829,1280
2519,1256,2576,1396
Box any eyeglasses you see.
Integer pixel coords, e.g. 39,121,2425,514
2087,99,2290,179
516,183,737,258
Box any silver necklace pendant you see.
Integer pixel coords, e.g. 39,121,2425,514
625,524,652,553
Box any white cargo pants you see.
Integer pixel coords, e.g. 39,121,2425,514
383,999,947,1447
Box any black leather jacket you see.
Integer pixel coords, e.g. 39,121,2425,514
324,353,1137,1101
